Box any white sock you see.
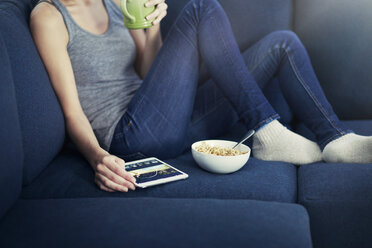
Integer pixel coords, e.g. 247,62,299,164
252,120,322,165
322,133,372,163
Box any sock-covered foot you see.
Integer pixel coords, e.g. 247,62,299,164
252,120,322,165
322,133,372,163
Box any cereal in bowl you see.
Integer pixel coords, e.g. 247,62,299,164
195,142,248,156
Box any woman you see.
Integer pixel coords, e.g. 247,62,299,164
30,0,372,192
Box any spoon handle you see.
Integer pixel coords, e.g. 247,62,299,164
232,129,255,149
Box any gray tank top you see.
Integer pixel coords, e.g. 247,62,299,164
46,0,142,151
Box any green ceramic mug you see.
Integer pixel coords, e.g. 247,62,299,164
120,0,156,29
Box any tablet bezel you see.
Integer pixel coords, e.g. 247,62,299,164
125,157,189,188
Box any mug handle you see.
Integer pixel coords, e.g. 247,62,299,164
120,0,136,22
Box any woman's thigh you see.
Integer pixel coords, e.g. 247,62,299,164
110,78,239,160
109,1,202,159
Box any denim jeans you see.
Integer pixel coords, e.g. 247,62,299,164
109,0,351,160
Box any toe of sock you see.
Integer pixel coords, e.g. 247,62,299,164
322,134,372,163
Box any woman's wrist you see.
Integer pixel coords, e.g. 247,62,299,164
146,24,161,38
88,147,110,168
146,24,162,48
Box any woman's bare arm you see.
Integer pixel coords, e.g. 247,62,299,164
30,3,136,192
138,24,163,78
114,0,167,78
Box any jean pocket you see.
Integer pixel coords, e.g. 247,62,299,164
115,152,148,162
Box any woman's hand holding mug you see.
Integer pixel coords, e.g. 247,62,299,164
145,0,168,26
121,0,167,29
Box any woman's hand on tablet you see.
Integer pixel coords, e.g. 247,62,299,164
92,153,136,192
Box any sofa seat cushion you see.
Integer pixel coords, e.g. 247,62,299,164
0,198,312,248
297,120,372,248
21,135,297,202
298,163,372,248
22,149,297,202
22,123,297,202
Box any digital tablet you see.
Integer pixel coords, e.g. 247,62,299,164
125,157,189,188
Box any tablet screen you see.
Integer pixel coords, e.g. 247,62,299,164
125,158,183,184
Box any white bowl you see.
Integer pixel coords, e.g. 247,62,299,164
191,140,251,174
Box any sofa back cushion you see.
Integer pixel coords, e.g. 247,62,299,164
294,0,372,120
163,0,293,51
0,33,23,219
0,0,66,185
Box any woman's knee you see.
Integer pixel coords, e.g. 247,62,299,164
259,30,305,56
268,30,302,47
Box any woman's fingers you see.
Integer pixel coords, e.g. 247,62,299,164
96,163,136,190
93,154,138,192
146,9,160,21
102,156,136,184
157,2,168,11
153,10,167,25
95,179,115,192
145,0,164,8
146,2,167,21
94,176,115,192
96,173,129,192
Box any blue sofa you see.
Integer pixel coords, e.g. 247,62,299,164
0,0,371,247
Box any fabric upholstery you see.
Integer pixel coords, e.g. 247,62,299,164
0,198,312,248
297,120,372,248
0,0,66,185
298,163,372,248
163,0,293,51
294,0,372,120
21,145,297,203
21,124,296,202
0,32,23,220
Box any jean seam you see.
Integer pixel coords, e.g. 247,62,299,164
284,48,344,134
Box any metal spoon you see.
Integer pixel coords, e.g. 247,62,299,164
232,129,255,149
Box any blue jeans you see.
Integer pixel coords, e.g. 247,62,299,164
109,0,351,160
